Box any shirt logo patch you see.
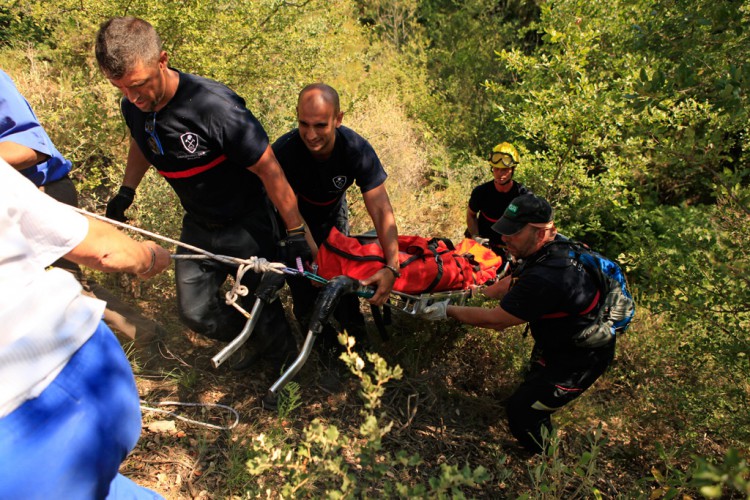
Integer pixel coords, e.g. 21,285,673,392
332,176,347,190
180,132,199,154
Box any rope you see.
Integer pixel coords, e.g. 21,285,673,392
224,262,254,317
140,401,239,431
73,207,292,316
73,207,286,273
73,208,378,306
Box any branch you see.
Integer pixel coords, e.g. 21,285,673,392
239,0,313,53
700,162,750,216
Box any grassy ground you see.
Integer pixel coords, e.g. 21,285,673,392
105,273,748,499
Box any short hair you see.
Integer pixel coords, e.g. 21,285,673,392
95,17,162,79
298,83,340,115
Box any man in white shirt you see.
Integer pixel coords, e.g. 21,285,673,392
0,159,171,498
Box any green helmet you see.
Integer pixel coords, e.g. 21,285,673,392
488,142,520,169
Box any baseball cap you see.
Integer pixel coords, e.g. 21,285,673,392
491,194,553,236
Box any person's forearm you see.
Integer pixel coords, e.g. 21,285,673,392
122,139,151,189
358,185,398,303
65,217,169,276
0,141,48,170
251,147,304,229
266,178,304,230
251,147,317,259
364,185,399,267
466,210,479,237
447,303,524,331
374,210,398,268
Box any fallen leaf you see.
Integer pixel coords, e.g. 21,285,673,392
147,420,177,433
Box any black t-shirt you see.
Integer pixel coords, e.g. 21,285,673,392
468,181,528,245
501,237,601,363
272,126,386,236
122,70,269,222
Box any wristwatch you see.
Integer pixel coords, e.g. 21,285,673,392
383,264,401,278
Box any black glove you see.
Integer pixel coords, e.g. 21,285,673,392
280,225,313,269
106,186,136,222
254,271,286,303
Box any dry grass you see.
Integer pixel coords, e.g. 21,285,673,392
342,91,472,240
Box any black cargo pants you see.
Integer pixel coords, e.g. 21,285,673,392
505,341,615,453
175,208,295,363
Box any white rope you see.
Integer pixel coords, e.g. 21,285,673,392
80,208,282,430
73,207,286,274
224,262,256,318
140,401,240,431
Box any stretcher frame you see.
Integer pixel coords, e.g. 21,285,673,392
384,288,472,315
383,257,508,315
210,250,502,406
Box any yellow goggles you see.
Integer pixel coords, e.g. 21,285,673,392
488,151,516,168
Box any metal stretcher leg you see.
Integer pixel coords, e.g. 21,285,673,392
266,327,318,398
211,299,263,368
265,276,361,406
211,271,286,369
370,304,391,342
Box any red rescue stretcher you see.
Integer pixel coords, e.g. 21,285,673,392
316,228,509,314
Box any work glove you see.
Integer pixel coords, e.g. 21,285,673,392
254,271,286,303
473,235,490,246
280,224,313,269
106,186,136,222
419,300,449,321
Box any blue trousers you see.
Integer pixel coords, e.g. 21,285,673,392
0,321,163,499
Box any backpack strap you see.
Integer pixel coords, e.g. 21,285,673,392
515,238,603,319
511,238,575,279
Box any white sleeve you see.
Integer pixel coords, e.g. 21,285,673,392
0,159,88,269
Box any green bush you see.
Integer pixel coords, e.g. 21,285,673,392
245,334,490,498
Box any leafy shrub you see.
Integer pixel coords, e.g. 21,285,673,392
245,334,490,498
649,446,750,499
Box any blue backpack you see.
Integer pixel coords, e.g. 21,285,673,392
527,238,636,348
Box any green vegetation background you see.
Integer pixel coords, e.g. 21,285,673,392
2,0,748,497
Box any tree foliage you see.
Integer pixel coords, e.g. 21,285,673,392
417,0,542,153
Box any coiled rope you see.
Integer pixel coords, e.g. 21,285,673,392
139,401,240,431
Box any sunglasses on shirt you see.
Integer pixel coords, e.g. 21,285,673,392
144,113,164,155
